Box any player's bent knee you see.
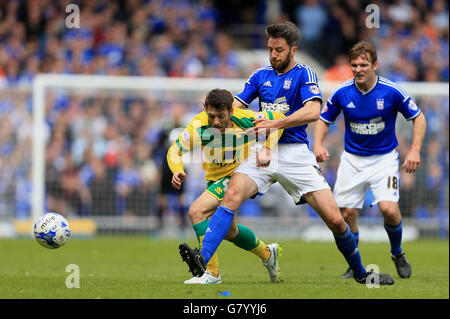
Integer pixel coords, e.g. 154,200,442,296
188,205,207,223
379,203,400,220
326,215,347,233
341,208,358,220
224,224,239,240
222,186,243,211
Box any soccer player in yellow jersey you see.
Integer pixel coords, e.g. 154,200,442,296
167,88,285,284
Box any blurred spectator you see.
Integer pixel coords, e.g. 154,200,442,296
398,170,416,218
205,32,240,78
0,0,447,230
387,0,414,25
154,103,188,233
0,0,447,81
377,31,401,76
323,54,353,82
59,154,84,216
85,156,117,216
127,141,159,217
115,150,140,216
295,0,328,55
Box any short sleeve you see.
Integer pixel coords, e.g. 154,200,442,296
235,70,260,106
396,95,421,121
174,113,203,152
299,66,323,105
319,90,342,124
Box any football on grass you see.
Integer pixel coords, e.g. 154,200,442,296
34,213,71,249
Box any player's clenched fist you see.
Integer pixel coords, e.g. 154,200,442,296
172,172,187,190
256,146,272,167
402,149,421,173
313,143,329,162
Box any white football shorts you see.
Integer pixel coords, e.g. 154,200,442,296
333,149,400,209
234,143,330,204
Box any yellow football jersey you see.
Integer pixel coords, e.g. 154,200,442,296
167,108,284,181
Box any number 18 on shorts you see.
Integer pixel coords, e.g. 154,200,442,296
333,150,400,209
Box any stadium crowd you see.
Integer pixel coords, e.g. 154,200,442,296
0,0,448,229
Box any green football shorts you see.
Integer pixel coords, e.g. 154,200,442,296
206,176,231,201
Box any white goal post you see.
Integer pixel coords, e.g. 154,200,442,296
31,73,449,221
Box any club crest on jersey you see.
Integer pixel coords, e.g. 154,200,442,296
284,79,292,89
408,99,418,111
181,129,191,142
309,85,320,94
254,112,266,120
376,98,384,110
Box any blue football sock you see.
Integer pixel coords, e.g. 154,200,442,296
200,205,235,265
384,220,403,257
334,224,366,279
353,231,359,246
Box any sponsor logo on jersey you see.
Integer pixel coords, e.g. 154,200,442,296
263,81,272,87
308,84,320,94
284,79,292,89
408,99,418,111
350,117,385,135
346,101,356,108
376,98,384,110
261,96,290,114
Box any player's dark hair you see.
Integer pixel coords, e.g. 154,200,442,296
349,41,378,64
205,89,233,112
265,21,301,47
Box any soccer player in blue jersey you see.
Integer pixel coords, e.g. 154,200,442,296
179,22,395,285
313,41,427,279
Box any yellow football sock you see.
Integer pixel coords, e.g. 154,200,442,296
251,239,271,263
199,235,220,278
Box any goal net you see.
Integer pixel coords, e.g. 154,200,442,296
0,75,448,238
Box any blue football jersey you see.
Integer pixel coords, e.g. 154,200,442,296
320,76,421,156
235,63,323,144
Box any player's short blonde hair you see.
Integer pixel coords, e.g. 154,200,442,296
349,41,377,64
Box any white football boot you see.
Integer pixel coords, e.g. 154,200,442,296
184,271,222,284
263,243,282,283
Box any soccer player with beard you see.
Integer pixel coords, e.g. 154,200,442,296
179,22,395,285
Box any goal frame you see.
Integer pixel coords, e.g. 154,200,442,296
31,73,449,221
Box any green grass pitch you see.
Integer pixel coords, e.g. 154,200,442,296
0,237,448,299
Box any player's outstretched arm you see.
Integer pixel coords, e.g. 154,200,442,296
403,112,427,173
232,98,247,109
249,100,322,135
313,119,331,162
262,111,285,150
278,99,322,128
